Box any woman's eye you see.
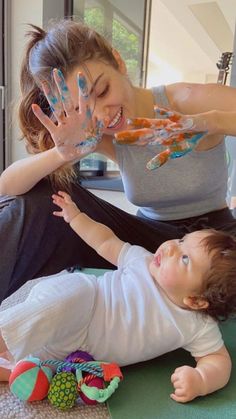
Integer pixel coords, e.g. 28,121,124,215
97,85,109,98
179,238,184,244
182,255,189,265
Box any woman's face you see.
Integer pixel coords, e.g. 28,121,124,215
66,59,136,134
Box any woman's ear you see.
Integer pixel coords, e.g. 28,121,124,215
112,49,127,74
183,296,209,310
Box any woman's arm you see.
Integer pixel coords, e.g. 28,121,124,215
0,129,111,196
0,148,66,196
167,82,236,115
0,70,109,197
212,110,236,136
170,109,236,137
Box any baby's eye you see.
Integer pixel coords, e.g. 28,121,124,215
182,254,189,265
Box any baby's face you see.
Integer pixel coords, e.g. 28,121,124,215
149,231,212,307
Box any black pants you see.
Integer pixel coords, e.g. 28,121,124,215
1,178,236,302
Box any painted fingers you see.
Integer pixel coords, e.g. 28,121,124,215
115,128,157,145
76,72,104,153
114,106,207,170
32,69,103,159
41,69,74,122
153,107,207,140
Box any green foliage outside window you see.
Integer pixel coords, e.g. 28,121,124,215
84,7,140,83
77,4,142,172
84,7,104,35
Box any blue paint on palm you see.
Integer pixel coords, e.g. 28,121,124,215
188,131,206,145
86,107,92,119
169,132,206,159
78,74,89,98
56,69,70,103
170,149,192,159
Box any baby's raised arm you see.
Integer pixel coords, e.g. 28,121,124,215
170,345,231,403
52,191,124,266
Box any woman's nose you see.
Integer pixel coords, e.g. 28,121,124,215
96,108,110,125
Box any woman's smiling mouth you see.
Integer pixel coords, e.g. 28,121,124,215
107,107,123,129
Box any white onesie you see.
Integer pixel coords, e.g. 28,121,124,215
0,244,223,366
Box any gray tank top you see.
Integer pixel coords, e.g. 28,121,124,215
114,85,228,220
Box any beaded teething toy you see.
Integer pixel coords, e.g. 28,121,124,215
115,106,207,170
9,350,122,410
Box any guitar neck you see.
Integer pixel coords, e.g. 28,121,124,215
217,69,228,85
216,52,233,85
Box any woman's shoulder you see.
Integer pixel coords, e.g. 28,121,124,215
151,85,170,108
151,82,191,110
164,82,217,113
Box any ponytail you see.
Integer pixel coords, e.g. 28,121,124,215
19,25,54,154
18,25,76,189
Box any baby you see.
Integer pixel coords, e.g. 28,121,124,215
0,191,236,403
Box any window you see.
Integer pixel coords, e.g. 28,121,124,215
72,0,151,188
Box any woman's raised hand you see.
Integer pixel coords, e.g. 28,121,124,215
32,69,103,162
114,107,207,169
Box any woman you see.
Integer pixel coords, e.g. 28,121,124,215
0,19,236,302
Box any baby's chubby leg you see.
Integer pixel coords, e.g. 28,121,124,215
0,331,8,353
0,272,97,366
0,332,13,381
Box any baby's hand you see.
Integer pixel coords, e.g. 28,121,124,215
170,365,203,403
52,191,80,223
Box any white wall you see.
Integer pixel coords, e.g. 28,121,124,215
147,0,219,87
10,0,43,162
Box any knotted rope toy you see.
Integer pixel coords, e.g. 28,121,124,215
9,350,122,410
115,107,207,169
63,350,104,405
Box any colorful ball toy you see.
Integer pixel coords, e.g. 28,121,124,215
9,357,53,401
48,371,78,410
9,351,123,410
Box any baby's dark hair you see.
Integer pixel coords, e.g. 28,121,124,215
199,229,236,321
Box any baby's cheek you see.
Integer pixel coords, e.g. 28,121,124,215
161,268,177,289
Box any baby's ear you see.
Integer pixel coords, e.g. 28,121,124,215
183,296,209,310
112,49,127,75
